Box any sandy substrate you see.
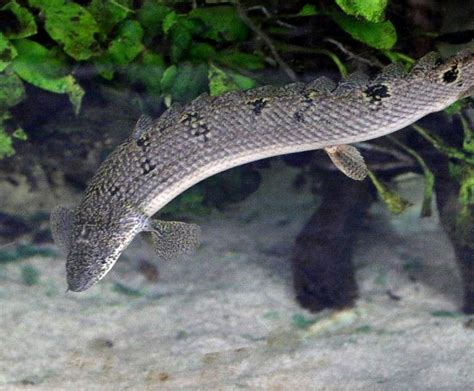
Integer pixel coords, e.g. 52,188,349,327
1,162,473,390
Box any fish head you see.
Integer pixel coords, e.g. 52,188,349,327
414,49,474,103
66,207,148,292
438,49,473,99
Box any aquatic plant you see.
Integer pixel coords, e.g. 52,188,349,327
0,0,472,220
0,0,397,157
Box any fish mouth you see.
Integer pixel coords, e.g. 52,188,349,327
65,253,110,292
66,271,99,292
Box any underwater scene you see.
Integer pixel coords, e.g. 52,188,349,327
0,0,473,388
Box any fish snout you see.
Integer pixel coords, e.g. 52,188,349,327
66,251,108,292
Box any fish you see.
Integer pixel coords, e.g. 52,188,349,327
50,50,473,292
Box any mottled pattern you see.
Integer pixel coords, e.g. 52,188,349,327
56,50,473,291
149,220,201,261
325,145,367,180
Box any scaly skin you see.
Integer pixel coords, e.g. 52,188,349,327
55,50,473,292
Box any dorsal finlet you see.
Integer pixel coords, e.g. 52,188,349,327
159,102,184,124
334,71,369,96
133,114,154,139
305,76,336,94
380,62,407,80
412,51,442,72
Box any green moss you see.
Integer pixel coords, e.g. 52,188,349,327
21,265,40,286
0,244,57,263
292,314,316,330
354,325,372,333
430,310,462,318
113,282,145,297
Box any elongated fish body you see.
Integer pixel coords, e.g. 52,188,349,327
51,50,473,292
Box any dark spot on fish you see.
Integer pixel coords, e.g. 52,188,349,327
364,84,390,104
294,111,305,123
191,123,211,141
442,65,459,83
179,111,200,124
141,158,157,175
303,93,314,104
109,185,120,197
136,134,150,148
249,98,268,116
181,111,211,141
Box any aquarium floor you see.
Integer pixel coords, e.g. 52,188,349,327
1,163,473,390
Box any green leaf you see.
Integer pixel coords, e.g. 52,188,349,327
127,51,166,95
332,11,397,49
208,64,257,97
163,10,179,34
229,72,257,90
0,33,17,71
381,51,415,66
0,69,25,109
459,166,474,206
88,0,132,36
297,4,320,16
11,39,84,114
160,65,178,92
137,0,171,37
168,18,196,63
444,100,464,116
0,113,15,159
335,0,388,22
216,51,265,70
95,20,144,79
189,6,248,42
208,63,241,96
460,113,474,154
368,171,412,214
163,12,203,62
189,43,216,62
171,26,192,63
105,20,144,65
160,62,208,104
28,0,99,60
388,136,435,217
1,0,37,39
13,127,27,140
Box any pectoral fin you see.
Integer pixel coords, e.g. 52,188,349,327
147,220,201,261
50,205,75,253
325,145,368,180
